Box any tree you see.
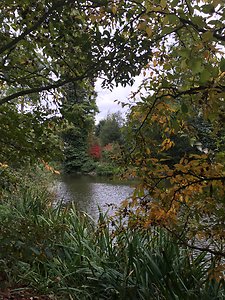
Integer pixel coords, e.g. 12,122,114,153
0,0,152,166
1,0,225,263
61,81,97,173
115,0,225,262
0,102,62,165
96,112,124,146
0,0,152,107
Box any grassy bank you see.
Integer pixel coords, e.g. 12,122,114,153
0,167,224,299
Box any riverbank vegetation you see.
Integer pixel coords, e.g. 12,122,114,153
62,107,125,177
1,0,225,298
0,170,224,299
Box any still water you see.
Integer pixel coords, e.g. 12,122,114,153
54,174,134,219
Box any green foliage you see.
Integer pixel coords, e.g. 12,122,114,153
0,163,20,192
61,82,97,173
0,0,151,170
1,0,225,294
81,159,97,173
0,104,62,165
61,126,90,172
95,163,117,177
96,112,124,146
0,175,224,299
94,142,123,177
0,0,151,106
115,0,225,260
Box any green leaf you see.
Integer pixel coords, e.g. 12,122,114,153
202,31,213,42
181,103,188,113
180,60,187,70
204,64,218,78
201,4,214,14
161,27,173,35
178,49,190,59
171,0,179,6
185,0,194,14
161,79,169,87
192,16,206,27
199,69,211,84
160,0,167,8
167,14,179,24
171,118,180,131
189,59,203,74
220,59,225,72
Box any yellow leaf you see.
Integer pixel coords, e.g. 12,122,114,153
212,0,221,8
0,162,8,168
204,50,210,60
146,26,153,37
54,170,60,175
137,21,147,31
153,59,157,67
202,31,213,42
111,5,117,15
121,199,129,208
141,14,149,20
89,14,97,22
160,0,167,8
146,148,151,155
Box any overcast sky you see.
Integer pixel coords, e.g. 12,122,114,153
95,75,144,123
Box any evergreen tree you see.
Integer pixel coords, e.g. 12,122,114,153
61,81,97,173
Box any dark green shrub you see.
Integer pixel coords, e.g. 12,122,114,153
81,159,97,173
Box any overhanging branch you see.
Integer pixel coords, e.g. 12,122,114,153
0,74,88,106
0,0,76,55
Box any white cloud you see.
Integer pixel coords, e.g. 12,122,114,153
95,75,143,123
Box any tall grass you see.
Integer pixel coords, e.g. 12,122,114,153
0,170,224,299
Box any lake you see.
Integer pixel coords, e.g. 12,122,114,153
53,174,134,219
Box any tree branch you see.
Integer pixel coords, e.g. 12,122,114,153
0,0,75,55
165,226,225,258
0,74,88,106
179,17,225,42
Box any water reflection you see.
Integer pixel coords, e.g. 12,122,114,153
54,174,133,219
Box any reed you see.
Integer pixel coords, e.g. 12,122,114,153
0,174,224,299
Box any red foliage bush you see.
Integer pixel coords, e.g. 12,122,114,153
89,144,101,159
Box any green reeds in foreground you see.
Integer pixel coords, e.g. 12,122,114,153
0,183,224,299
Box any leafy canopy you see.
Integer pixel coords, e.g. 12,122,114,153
1,0,225,263
96,112,124,146
0,0,152,164
0,0,152,106
117,0,225,260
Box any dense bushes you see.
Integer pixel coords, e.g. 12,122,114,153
95,163,117,176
